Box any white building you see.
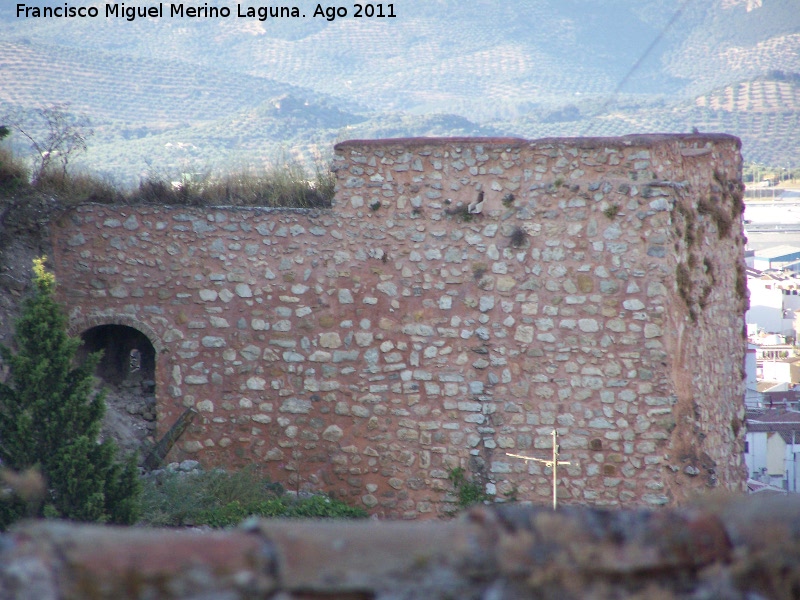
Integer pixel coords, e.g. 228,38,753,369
746,409,800,492
746,269,800,337
761,358,800,385
752,245,800,271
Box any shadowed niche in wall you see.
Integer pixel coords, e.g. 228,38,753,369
76,324,158,459
78,324,156,387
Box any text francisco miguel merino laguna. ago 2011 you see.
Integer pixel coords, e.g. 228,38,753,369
16,3,398,21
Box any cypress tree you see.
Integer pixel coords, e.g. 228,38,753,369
0,257,140,529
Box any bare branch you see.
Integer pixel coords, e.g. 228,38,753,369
1,103,93,183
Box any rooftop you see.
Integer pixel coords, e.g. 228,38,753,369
757,381,786,392
747,408,800,440
746,479,788,494
753,245,800,260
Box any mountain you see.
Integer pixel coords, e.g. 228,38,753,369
0,0,798,182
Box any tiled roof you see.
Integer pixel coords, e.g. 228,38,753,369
757,381,784,392
763,390,800,404
747,409,800,442
747,479,788,494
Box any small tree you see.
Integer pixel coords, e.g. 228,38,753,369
0,258,140,529
2,103,93,184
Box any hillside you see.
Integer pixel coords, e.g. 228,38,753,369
0,0,798,181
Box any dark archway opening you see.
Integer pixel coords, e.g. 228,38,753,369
78,324,157,460
79,324,156,387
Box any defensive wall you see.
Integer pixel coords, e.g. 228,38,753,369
4,496,800,599
50,134,748,517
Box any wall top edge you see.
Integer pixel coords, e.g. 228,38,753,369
334,132,742,152
53,204,333,217
334,136,530,150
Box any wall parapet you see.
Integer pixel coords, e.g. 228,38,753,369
1,496,796,599
50,134,747,518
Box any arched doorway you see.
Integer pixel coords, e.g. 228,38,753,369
77,324,158,459
78,324,156,387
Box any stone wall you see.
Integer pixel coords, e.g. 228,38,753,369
49,134,748,517
3,496,799,599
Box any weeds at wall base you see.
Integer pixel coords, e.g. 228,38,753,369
447,467,490,510
139,466,367,527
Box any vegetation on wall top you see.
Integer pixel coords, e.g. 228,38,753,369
0,120,335,264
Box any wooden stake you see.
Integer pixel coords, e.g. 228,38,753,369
507,430,572,510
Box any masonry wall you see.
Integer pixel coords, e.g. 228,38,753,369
5,496,799,600
50,134,748,518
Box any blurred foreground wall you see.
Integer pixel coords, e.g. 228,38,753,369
2,496,800,599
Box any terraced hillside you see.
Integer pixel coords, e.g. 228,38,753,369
696,77,800,112
0,41,303,125
0,0,797,180
664,1,800,95
502,73,800,167
86,94,369,177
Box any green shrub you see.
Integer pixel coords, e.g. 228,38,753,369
139,467,366,527
603,203,620,219
448,467,489,510
282,494,368,519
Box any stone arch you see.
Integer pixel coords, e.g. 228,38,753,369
68,315,165,354
70,315,163,387
70,315,163,458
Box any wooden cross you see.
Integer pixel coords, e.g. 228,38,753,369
508,429,572,510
